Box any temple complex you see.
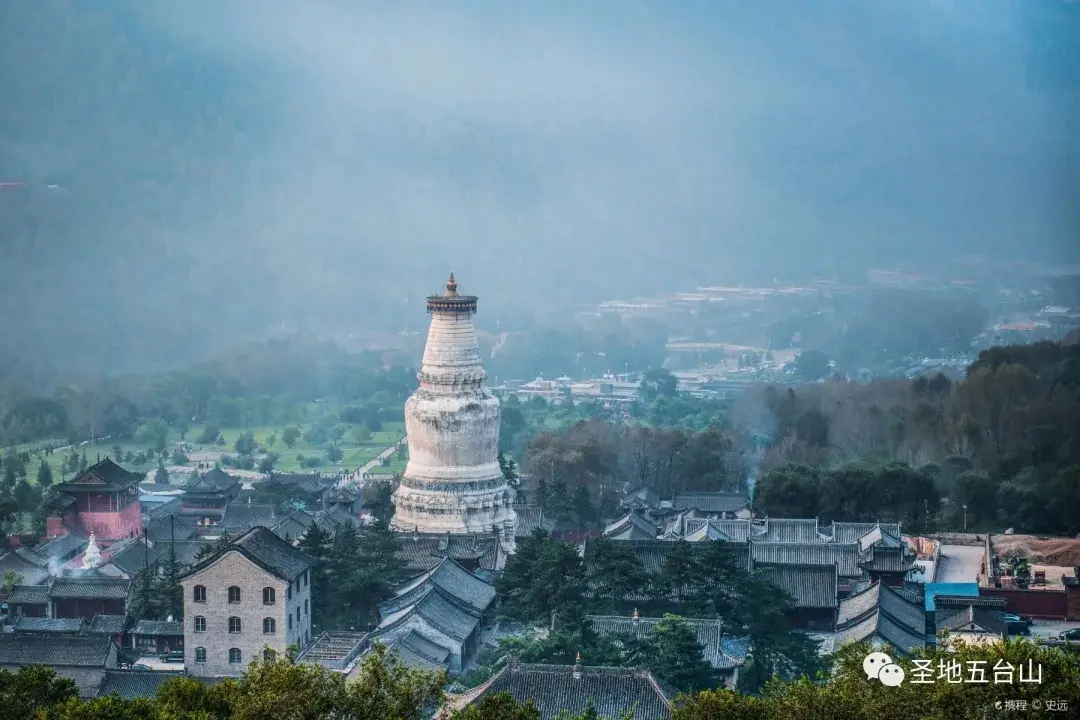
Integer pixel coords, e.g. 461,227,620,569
391,274,516,549
46,458,143,544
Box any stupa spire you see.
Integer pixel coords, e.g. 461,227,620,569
82,532,102,570
391,274,516,550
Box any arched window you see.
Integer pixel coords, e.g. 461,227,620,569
304,599,308,615
263,617,276,634
193,585,207,603
228,617,242,633
262,587,276,605
194,647,207,663
228,586,241,603
229,648,242,664
263,648,277,663
193,616,206,633
288,614,293,630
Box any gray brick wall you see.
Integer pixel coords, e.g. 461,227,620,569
182,551,310,677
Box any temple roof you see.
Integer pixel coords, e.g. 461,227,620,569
448,663,676,720
384,630,451,671
7,584,49,605
755,563,838,609
671,492,750,514
395,533,501,572
936,605,1006,636
86,614,129,636
180,526,312,582
0,549,50,586
98,671,184,700
183,468,241,493
12,616,86,634
383,557,496,616
55,458,142,491
759,518,825,543
603,512,658,541
132,620,184,637
752,541,863,578
829,582,928,655
377,584,481,642
49,575,132,600
0,634,113,667
512,504,552,538
829,522,903,544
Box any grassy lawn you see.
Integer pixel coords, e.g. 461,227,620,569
12,420,407,484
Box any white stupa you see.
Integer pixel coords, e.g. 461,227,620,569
82,531,102,570
390,274,516,548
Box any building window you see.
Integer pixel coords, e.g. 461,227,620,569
263,648,277,663
263,587,276,605
228,586,241,603
263,617,276,634
229,648,242,664
296,607,301,624
228,617,242,633
287,585,292,601
193,585,207,603
303,570,308,587
193,616,206,633
288,614,293,630
304,599,308,615
194,647,206,663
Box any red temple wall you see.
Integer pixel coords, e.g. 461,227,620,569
76,501,143,542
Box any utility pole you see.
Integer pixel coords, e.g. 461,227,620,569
963,504,968,532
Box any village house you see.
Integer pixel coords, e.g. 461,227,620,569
178,468,242,530
131,619,184,654
180,526,313,678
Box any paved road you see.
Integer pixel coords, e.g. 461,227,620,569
338,437,406,489
937,544,986,583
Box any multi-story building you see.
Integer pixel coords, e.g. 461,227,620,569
179,527,313,677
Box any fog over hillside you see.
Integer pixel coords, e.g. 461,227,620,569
1,0,1077,373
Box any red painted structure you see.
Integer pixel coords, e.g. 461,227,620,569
979,588,1068,620
47,458,144,544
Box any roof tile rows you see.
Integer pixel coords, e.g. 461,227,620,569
132,620,183,636
587,615,749,671
671,492,750,514
0,634,113,667
450,663,676,720
180,526,312,582
755,564,839,609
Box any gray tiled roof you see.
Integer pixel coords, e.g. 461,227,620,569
49,576,132,600
755,563,838,609
297,631,369,670
378,585,481,642
220,502,277,531
108,538,205,576
69,458,143,488
313,506,363,532
832,605,926,655
598,539,750,574
672,492,749,514
660,508,701,538
0,550,50,586
752,542,863,578
759,518,824,543
587,615,748,671
385,558,496,615
879,583,928,633
98,670,184,699
683,518,757,543
829,522,902,544
861,546,916,573
132,620,183,637
936,605,1006,636
460,663,675,720
0,634,112,666
270,510,315,541
7,584,49,605
14,546,49,567
512,504,552,538
36,532,88,560
87,614,129,635
395,533,500,572
383,631,452,671
182,526,312,582
837,583,881,626
682,521,735,542
12,616,86,634
603,512,658,540
184,468,241,492
145,515,199,542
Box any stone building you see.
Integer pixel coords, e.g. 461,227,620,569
391,274,516,548
180,526,313,677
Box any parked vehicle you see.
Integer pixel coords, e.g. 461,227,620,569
1004,614,1033,626
1059,628,1080,641
1006,620,1031,636
159,650,184,663
131,664,153,672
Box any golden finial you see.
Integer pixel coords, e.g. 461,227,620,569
445,272,458,296
633,608,639,620
575,651,581,664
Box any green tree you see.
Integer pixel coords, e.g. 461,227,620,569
497,531,588,626
282,426,301,448
235,431,257,455
0,666,79,719
154,460,170,485
135,418,170,454
36,458,54,487
583,536,649,615
326,445,344,464
792,349,831,381
638,368,678,402
298,522,333,631
622,615,718,694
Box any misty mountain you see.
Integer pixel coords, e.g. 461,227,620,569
1,0,1077,373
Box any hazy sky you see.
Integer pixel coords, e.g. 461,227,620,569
1,0,1077,370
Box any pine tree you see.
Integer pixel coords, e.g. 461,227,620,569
35,459,53,488
642,615,717,693
155,541,184,620
298,523,332,631
154,460,170,484
129,566,159,621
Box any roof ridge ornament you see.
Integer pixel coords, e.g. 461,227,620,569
446,272,458,296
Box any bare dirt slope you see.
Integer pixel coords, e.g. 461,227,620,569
992,535,1080,567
